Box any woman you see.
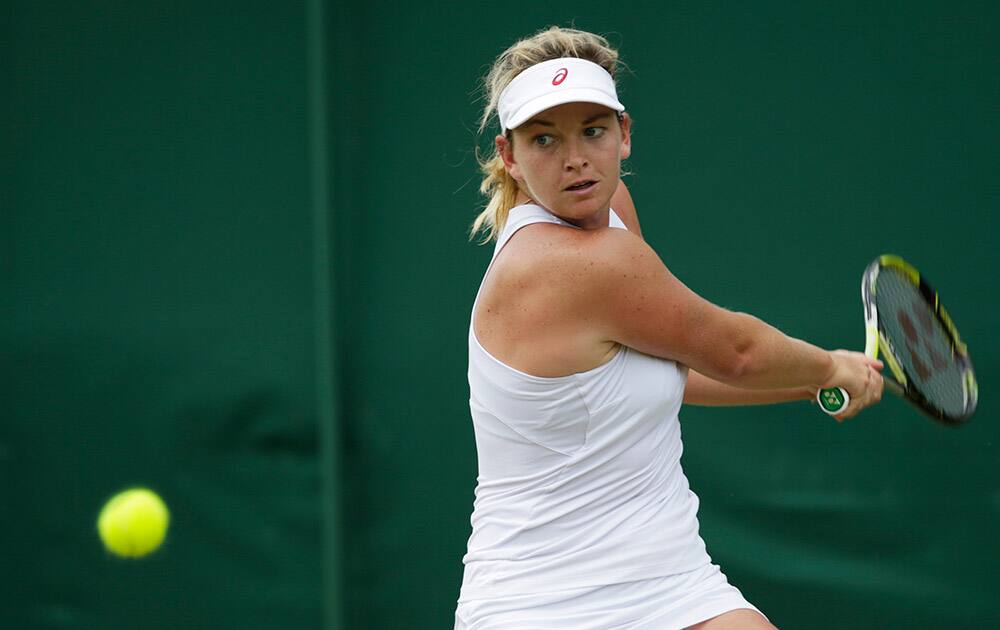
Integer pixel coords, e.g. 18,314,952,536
456,27,883,629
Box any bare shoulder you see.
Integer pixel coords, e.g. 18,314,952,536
539,225,747,381
479,221,756,381
493,222,649,306
541,224,671,311
473,222,625,377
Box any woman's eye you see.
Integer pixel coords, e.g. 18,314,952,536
584,127,606,138
534,135,554,147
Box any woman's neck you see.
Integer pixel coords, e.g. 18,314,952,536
514,191,609,230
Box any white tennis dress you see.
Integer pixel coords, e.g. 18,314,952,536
455,204,763,629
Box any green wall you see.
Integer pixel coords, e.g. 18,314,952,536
5,3,323,628
5,1,998,628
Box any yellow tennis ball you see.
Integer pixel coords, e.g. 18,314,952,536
97,487,170,558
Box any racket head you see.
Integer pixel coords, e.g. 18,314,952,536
863,255,978,425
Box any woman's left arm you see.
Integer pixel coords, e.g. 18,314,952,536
611,179,644,239
684,369,814,406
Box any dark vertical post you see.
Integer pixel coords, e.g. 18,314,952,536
306,1,341,628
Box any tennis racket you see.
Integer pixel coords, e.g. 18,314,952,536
817,255,978,425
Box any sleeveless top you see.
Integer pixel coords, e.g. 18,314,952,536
459,203,712,601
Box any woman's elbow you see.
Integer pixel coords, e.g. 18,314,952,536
719,314,759,383
723,350,753,383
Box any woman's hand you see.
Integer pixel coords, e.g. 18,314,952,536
821,350,885,421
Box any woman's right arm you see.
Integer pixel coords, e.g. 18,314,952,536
573,228,882,418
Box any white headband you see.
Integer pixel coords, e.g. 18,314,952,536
497,57,625,132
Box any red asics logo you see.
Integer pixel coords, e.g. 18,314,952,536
552,68,568,85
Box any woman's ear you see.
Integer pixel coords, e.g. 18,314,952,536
496,134,522,181
619,113,632,160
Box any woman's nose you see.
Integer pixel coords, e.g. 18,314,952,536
563,140,588,170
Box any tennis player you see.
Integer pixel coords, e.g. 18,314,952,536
455,26,884,629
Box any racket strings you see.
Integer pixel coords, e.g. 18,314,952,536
875,268,969,417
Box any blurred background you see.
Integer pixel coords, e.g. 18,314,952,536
4,1,998,628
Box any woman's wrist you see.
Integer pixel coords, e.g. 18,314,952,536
815,348,839,390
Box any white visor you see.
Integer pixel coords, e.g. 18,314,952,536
497,57,625,132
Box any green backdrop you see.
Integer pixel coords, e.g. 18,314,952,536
5,1,998,628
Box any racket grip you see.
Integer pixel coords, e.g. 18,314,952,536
817,387,850,415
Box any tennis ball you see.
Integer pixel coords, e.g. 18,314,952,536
97,487,170,558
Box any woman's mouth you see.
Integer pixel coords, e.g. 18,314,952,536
565,180,597,193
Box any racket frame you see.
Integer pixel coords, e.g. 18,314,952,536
819,255,977,425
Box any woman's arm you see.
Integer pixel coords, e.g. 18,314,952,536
562,228,882,419
611,179,644,239
609,179,878,414
683,369,813,406
613,180,806,407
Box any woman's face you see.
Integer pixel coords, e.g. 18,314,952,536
497,102,632,229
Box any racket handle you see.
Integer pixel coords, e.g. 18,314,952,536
817,387,850,415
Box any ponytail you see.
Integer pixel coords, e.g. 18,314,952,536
470,148,520,243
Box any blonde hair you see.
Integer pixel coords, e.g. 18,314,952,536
470,27,624,243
